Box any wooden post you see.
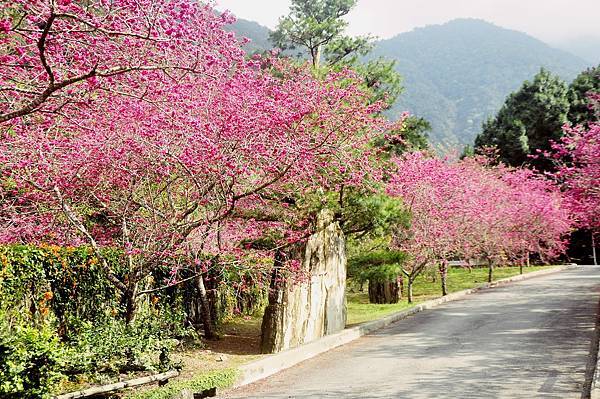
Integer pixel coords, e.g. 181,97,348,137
54,370,179,399
593,233,598,266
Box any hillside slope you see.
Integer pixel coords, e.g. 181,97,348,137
227,17,272,54
227,17,591,149
372,19,589,149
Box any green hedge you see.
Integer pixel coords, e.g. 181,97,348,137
348,249,407,283
0,244,122,333
0,245,259,398
0,245,179,397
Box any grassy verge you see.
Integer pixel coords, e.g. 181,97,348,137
124,368,239,399
346,265,556,325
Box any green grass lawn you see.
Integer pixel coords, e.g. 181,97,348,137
346,265,556,326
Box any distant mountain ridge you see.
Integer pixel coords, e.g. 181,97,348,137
227,18,272,54
554,36,600,65
372,19,590,148
228,17,592,149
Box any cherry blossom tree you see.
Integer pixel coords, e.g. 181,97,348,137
498,168,572,270
0,0,391,335
388,152,571,297
387,153,471,300
0,0,248,123
550,122,600,264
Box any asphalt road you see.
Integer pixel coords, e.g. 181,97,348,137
225,267,600,399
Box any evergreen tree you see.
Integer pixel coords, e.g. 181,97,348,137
568,65,600,127
474,68,569,170
270,0,368,68
271,0,403,109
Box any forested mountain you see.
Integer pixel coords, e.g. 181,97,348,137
227,17,272,54
554,36,600,65
372,19,589,149
229,17,591,150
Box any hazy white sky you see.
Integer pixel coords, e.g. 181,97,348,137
215,0,600,44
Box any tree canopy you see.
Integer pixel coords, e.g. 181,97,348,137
474,68,570,170
568,65,600,127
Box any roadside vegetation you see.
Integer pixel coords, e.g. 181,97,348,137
0,0,597,398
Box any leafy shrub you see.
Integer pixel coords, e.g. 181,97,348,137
66,313,181,376
0,244,241,397
0,245,122,336
348,249,407,283
0,313,67,399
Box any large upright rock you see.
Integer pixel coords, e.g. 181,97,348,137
260,209,347,353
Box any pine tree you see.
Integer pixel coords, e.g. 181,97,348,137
475,68,569,171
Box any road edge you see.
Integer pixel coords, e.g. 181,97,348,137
234,264,577,389
584,286,600,399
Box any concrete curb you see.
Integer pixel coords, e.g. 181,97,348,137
234,264,577,388
587,294,600,399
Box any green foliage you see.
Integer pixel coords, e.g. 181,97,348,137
348,250,407,283
474,68,570,170
207,276,268,324
398,116,431,151
271,0,406,115
125,368,239,399
66,313,180,377
568,64,600,126
0,245,193,396
0,245,122,334
342,194,409,285
270,0,363,67
374,115,431,156
0,313,67,399
348,58,403,108
328,192,410,239
337,193,409,285
461,144,475,159
325,34,374,67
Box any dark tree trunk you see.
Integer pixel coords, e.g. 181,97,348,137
368,279,400,304
204,266,221,325
407,277,414,303
260,249,289,354
439,261,448,296
487,260,494,283
398,275,404,298
123,284,138,325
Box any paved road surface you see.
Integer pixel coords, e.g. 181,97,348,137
225,267,600,398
